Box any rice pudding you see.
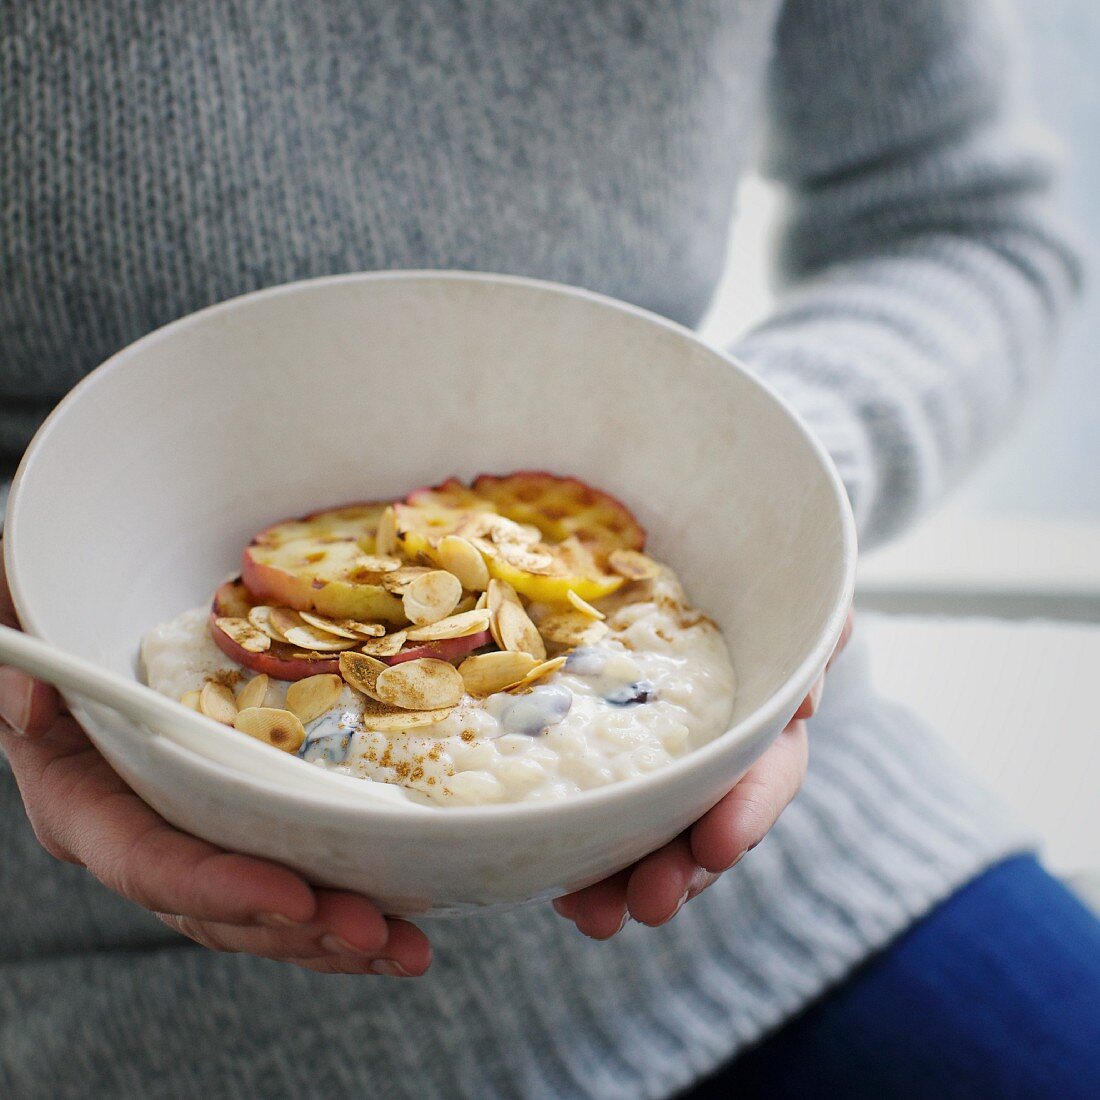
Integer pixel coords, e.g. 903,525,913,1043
141,473,736,806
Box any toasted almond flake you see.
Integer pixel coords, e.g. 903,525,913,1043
566,589,606,620
495,598,546,661
380,565,435,594
233,707,305,753
248,605,288,642
286,674,344,724
487,516,541,546
360,630,408,657
453,592,478,615
269,607,307,637
536,610,610,648
374,658,465,710
339,651,388,699
487,579,520,649
281,622,360,652
437,535,490,591
375,506,399,557
457,650,538,696
475,591,489,611
494,540,556,575
406,608,492,642
180,689,202,710
608,548,660,581
359,697,456,731
215,616,272,654
357,554,402,573
507,655,568,692
402,570,462,625
199,681,239,725
236,674,270,710
297,610,386,639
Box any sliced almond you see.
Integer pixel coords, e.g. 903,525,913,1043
286,673,345,724
487,516,541,546
494,540,556,575
339,651,388,699
359,696,456,732
199,681,239,725
180,689,202,710
269,607,307,637
489,583,546,661
281,621,360,652
608,548,660,581
453,592,478,615
248,605,289,642
297,610,386,639
405,608,491,642
507,655,568,692
236,674,270,710
566,589,606,620
475,591,489,611
356,554,402,573
537,610,610,648
374,658,465,710
360,630,408,657
233,707,305,753
375,505,399,558
402,570,462,626
487,578,524,649
436,535,490,591
380,565,435,594
458,650,538,696
215,616,271,654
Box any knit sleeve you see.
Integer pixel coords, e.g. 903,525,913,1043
732,0,1082,549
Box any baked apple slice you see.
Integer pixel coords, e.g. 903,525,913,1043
242,503,407,623
387,629,493,666
250,501,391,549
472,472,645,558
209,587,342,681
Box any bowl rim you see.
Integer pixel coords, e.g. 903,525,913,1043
4,268,857,824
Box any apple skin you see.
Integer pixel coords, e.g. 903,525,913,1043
208,610,342,681
388,630,492,665
210,581,491,678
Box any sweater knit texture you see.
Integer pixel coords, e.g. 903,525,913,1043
0,1,1081,1097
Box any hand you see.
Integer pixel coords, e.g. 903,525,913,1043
553,611,854,939
0,553,431,977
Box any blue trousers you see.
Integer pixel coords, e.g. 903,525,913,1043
685,856,1100,1099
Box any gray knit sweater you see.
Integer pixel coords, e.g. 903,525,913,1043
0,2,1081,1097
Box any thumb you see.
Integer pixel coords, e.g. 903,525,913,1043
0,666,60,737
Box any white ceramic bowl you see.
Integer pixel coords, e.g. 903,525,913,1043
4,272,854,917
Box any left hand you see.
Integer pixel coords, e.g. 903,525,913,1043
552,611,854,939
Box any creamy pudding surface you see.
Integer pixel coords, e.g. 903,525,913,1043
140,473,735,806
143,569,734,806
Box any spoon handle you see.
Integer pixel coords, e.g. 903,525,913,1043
0,622,170,729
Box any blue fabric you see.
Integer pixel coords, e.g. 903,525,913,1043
687,856,1100,1099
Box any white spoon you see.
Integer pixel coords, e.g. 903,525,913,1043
0,623,423,807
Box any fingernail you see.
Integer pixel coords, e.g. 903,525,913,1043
256,912,307,930
0,669,33,735
368,959,411,977
811,678,825,710
321,934,363,956
670,889,690,919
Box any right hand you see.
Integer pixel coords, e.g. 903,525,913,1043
0,551,431,977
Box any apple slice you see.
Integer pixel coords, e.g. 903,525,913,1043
208,609,341,681
405,478,496,513
243,503,407,623
250,501,391,549
386,629,492,666
472,472,645,558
